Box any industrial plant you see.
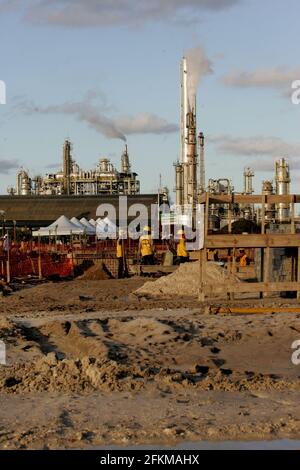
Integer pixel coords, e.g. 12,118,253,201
0,54,295,235
173,56,294,230
10,142,140,197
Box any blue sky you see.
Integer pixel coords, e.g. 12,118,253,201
0,0,299,197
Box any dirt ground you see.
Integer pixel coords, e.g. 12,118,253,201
0,277,300,449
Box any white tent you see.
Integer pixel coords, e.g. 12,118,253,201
80,217,96,235
89,218,96,226
96,216,117,239
32,215,84,237
70,217,87,231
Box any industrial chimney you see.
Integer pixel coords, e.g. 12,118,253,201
121,144,131,174
176,56,198,211
63,140,72,196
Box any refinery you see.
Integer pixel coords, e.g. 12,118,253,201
1,53,300,453
11,142,140,197
3,56,294,231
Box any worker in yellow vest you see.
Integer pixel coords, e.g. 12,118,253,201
239,251,249,267
117,230,127,278
176,229,189,264
139,226,154,265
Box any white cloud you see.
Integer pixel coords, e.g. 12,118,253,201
0,159,19,174
17,97,178,141
21,0,240,28
208,135,300,173
222,66,300,99
208,135,300,158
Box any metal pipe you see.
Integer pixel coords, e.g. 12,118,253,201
198,132,205,194
175,163,184,206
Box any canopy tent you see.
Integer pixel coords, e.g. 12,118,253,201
79,217,96,235
89,218,96,226
70,217,87,231
32,215,84,237
96,216,117,239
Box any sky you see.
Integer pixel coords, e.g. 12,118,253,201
0,0,299,198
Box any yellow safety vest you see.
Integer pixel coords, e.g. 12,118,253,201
140,235,153,257
177,238,188,258
117,240,123,258
240,254,247,267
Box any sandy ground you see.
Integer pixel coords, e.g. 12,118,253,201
0,277,300,449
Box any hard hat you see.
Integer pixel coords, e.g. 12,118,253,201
177,229,185,235
143,226,151,232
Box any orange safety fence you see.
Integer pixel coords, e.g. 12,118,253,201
0,253,73,279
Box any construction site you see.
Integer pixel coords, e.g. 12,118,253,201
0,53,300,451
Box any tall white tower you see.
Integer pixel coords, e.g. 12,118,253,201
180,57,189,165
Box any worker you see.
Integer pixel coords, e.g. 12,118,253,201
3,234,9,253
117,232,125,278
139,226,154,265
240,251,250,267
176,229,189,264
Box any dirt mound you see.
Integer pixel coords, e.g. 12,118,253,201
0,353,298,394
108,317,174,341
79,262,113,281
0,355,148,393
135,261,239,298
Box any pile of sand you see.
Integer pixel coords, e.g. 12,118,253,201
78,262,113,281
0,353,296,394
135,261,239,299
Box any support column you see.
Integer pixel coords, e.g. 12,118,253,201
263,246,270,298
297,247,300,300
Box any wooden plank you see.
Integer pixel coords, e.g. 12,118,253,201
263,246,270,298
230,247,236,300
218,307,300,314
261,195,266,235
206,234,300,249
199,249,205,302
205,193,209,237
228,207,232,234
298,247,300,300
205,281,300,294
291,198,295,234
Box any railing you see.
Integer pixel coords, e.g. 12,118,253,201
199,193,300,301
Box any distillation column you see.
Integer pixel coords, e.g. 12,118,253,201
63,140,72,196
185,110,197,208
275,158,291,223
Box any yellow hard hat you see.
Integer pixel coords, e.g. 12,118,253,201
143,226,151,232
177,229,185,235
